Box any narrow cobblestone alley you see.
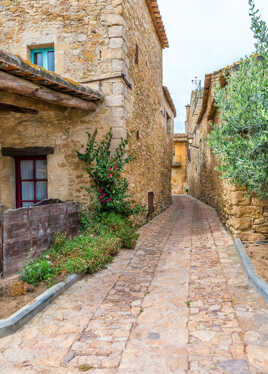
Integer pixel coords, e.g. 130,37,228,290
1,196,268,374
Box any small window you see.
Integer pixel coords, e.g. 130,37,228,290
31,48,55,72
135,43,139,65
166,112,172,134
16,157,48,208
187,147,191,162
148,192,154,216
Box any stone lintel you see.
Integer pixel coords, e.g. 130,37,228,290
2,147,54,157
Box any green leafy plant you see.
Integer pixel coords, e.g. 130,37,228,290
81,210,140,249
99,211,139,248
21,257,57,286
21,210,139,286
116,225,139,249
79,364,93,372
21,130,144,287
20,231,120,286
207,0,268,200
77,128,141,216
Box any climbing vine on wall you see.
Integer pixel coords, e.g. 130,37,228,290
207,0,268,200
77,129,142,216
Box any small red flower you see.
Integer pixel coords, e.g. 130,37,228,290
99,189,103,193
103,193,107,197
98,195,102,199
108,198,113,202
108,174,112,178
108,167,112,171
101,200,106,204
113,165,117,170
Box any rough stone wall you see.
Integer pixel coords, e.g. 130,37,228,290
0,91,112,210
0,0,128,210
0,0,172,214
0,0,130,145
0,0,123,81
186,90,203,198
171,135,188,195
186,72,268,241
122,0,173,213
1,202,80,277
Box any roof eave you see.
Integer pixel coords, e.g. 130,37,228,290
0,49,103,103
163,86,177,117
145,0,169,49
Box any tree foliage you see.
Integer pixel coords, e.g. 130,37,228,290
207,0,268,199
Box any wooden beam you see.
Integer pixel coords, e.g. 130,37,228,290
0,71,97,112
2,147,54,157
0,103,38,114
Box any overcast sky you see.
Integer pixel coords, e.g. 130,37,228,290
157,0,268,133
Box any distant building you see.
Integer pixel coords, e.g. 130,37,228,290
171,134,188,195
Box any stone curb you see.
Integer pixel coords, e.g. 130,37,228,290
234,238,268,303
0,273,83,338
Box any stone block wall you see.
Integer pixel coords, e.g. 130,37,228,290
0,0,130,210
186,71,268,241
0,0,173,215
0,92,109,210
0,222,2,276
222,184,268,241
1,202,80,277
0,0,124,82
122,0,174,212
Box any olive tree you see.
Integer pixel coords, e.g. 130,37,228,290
207,0,268,199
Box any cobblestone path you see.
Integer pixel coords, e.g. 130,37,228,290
1,196,268,374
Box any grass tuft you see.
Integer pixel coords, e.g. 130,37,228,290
21,212,139,286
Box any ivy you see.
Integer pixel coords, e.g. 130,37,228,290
207,0,268,200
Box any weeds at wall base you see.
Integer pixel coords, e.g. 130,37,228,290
20,211,139,287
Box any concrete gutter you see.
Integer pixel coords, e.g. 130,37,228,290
234,238,268,303
0,273,82,338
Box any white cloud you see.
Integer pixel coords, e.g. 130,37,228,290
157,0,268,133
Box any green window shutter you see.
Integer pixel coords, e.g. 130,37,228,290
31,48,55,72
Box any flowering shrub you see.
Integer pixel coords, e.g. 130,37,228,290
20,131,144,287
78,128,142,216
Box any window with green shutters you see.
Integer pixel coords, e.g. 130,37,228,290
31,48,55,72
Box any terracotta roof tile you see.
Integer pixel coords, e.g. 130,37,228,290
163,86,176,117
145,0,169,49
0,49,103,102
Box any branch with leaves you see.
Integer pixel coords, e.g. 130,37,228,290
207,0,268,200
77,129,142,216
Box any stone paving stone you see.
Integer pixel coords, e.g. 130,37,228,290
66,203,178,370
1,196,268,373
118,197,193,374
0,249,136,373
219,359,251,374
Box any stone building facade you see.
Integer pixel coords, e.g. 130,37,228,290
186,69,268,241
171,134,188,195
0,0,175,214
